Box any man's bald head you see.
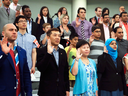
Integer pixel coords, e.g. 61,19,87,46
3,23,17,32
2,23,17,42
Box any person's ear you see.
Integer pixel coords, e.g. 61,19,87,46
2,31,5,37
47,35,50,39
43,28,45,31
16,23,18,27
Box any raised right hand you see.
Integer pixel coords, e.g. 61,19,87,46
0,37,11,54
89,35,94,43
104,46,108,53
99,17,103,24
58,12,61,19
38,14,41,20
76,48,82,59
75,17,81,27
47,39,54,54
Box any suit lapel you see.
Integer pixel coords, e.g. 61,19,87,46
16,46,23,73
101,24,105,42
107,55,117,71
7,52,16,73
1,7,8,17
58,49,62,68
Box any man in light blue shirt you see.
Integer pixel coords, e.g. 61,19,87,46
15,15,40,74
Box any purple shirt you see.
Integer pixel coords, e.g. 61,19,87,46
71,19,92,39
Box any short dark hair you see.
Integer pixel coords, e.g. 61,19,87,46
102,8,109,15
102,14,109,18
76,40,90,49
95,7,101,11
22,5,29,13
69,33,78,40
77,7,86,14
113,27,122,33
91,25,100,32
113,14,119,19
14,15,27,24
46,28,60,36
120,12,127,17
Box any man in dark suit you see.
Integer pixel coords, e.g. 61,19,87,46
22,5,39,41
0,23,32,96
97,14,113,42
89,7,102,25
37,28,69,96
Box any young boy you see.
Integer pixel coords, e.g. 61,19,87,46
65,33,78,87
87,25,104,64
40,23,51,48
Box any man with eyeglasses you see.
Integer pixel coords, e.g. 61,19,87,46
114,12,128,40
71,7,93,40
97,14,113,42
14,15,40,74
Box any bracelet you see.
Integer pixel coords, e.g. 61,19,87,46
75,58,79,62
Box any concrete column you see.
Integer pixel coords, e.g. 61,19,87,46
71,0,87,21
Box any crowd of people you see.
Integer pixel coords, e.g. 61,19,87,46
0,0,128,96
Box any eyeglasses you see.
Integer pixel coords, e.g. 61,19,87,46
18,20,27,23
62,10,67,11
95,31,101,32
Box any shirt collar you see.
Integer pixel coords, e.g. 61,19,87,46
27,18,32,23
53,47,59,52
43,16,47,19
79,18,86,23
4,6,10,10
103,23,109,27
18,31,27,36
8,41,18,51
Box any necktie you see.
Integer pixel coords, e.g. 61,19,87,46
98,18,100,23
6,8,9,16
81,21,86,40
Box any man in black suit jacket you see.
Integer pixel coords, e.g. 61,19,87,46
89,7,102,25
37,28,69,96
22,5,39,41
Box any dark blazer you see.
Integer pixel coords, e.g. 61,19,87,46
57,25,77,48
97,23,113,42
36,46,69,96
35,17,53,38
0,46,32,96
89,16,98,25
97,52,127,95
26,19,39,41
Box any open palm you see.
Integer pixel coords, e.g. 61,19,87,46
0,37,11,54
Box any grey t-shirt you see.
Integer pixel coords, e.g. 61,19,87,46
40,33,47,47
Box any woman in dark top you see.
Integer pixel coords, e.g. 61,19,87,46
98,38,127,96
57,14,77,48
110,14,120,30
36,6,53,37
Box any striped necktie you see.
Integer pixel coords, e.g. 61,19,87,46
81,21,86,40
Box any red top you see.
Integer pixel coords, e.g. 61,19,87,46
123,22,128,40
10,49,21,96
